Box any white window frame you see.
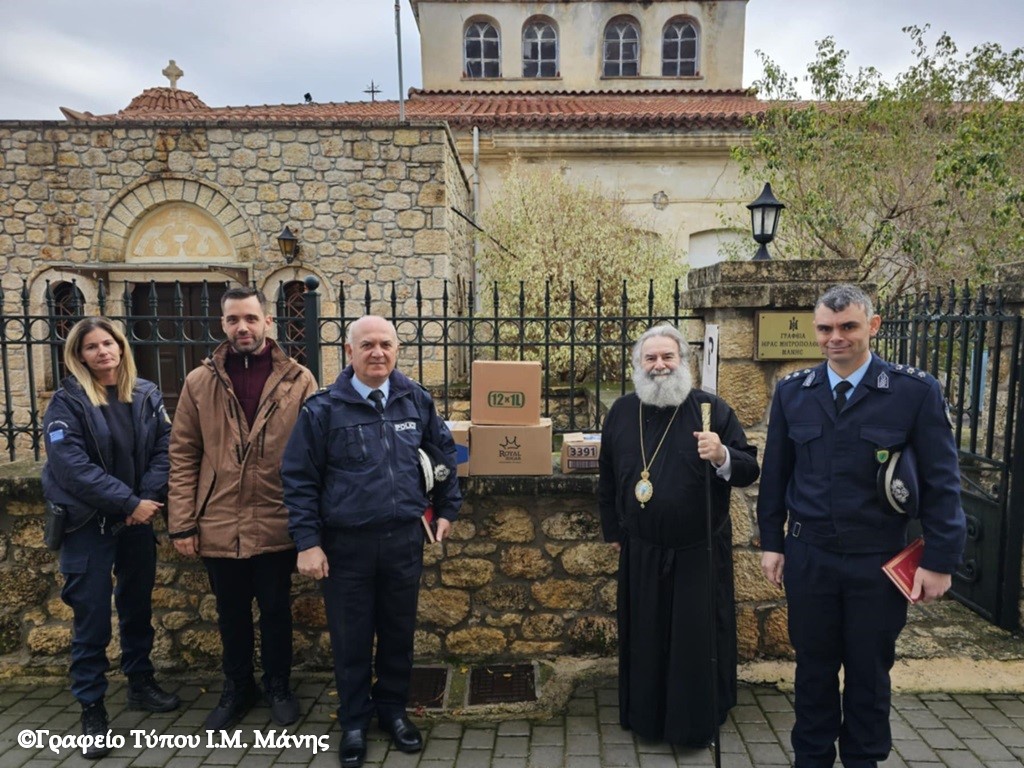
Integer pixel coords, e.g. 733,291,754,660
603,18,640,77
465,20,501,79
522,19,558,78
663,18,699,77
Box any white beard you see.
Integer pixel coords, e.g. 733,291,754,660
633,364,693,408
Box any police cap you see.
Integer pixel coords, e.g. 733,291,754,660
418,441,454,495
877,444,919,517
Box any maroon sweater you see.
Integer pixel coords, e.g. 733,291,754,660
223,342,273,428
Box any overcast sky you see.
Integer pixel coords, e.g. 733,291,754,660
1,0,1022,120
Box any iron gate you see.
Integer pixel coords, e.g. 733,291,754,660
877,285,1024,630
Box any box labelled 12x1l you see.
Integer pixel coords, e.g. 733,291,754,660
470,361,542,426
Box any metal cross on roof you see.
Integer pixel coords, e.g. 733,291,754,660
162,59,184,90
363,81,382,101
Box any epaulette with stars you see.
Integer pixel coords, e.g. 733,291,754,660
780,368,817,387
890,363,935,384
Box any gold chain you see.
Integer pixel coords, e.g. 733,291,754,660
635,399,682,508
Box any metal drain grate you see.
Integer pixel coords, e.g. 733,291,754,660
467,663,537,705
408,666,448,709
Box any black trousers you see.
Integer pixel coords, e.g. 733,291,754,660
203,549,297,686
321,520,424,729
60,519,157,704
784,535,909,768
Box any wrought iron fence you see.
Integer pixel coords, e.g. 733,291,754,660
0,276,702,462
875,282,1024,630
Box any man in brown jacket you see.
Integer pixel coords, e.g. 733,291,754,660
168,286,317,731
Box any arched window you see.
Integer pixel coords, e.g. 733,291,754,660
465,20,501,78
603,18,640,77
48,280,85,386
276,280,307,365
523,19,558,78
663,18,699,76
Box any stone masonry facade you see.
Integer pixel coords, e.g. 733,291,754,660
0,119,472,404
0,466,777,677
0,473,624,677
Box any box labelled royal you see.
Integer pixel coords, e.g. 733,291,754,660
469,419,553,476
470,361,542,426
560,432,601,474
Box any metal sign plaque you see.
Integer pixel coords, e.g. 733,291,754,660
755,311,824,361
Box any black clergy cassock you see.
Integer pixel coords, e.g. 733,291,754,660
598,390,759,746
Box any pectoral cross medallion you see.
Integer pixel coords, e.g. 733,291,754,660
634,470,654,508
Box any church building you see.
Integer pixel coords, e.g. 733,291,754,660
0,0,762,409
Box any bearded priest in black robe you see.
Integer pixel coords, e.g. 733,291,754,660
598,324,759,747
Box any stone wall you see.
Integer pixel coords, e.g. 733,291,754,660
0,463,787,678
0,118,473,440
0,120,470,309
0,470,606,677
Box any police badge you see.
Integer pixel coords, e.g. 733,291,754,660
418,442,454,493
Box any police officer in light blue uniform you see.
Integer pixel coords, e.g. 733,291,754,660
757,284,966,768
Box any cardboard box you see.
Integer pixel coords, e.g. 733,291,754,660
469,419,553,476
560,432,602,474
470,360,542,425
445,420,472,477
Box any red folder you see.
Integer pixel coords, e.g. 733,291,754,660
422,506,437,544
882,537,924,603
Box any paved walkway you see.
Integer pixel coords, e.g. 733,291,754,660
2,675,1023,767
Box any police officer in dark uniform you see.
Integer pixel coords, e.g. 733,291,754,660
281,315,461,768
757,284,966,768
42,317,180,760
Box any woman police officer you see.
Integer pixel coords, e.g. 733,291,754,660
42,317,179,759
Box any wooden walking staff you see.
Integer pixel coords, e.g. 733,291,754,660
701,401,722,768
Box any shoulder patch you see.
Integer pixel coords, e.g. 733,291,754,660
781,368,815,387
46,420,70,444
891,365,936,385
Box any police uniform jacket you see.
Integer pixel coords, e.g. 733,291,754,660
42,376,171,530
282,366,461,552
757,354,966,574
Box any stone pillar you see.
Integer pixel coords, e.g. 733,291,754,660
681,259,860,659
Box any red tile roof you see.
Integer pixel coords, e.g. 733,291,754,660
62,86,765,131
121,87,209,114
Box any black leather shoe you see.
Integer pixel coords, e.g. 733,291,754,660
127,673,181,712
381,715,422,753
264,677,299,725
80,701,111,760
338,729,367,768
204,678,259,731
